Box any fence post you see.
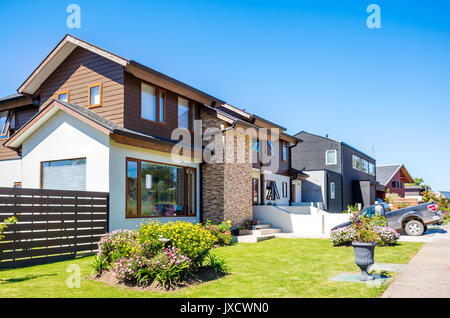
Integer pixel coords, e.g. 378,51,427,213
74,192,78,258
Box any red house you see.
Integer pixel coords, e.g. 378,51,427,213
376,164,414,199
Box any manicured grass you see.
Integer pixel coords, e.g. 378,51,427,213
0,238,423,298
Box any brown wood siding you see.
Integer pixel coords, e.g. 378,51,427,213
39,46,125,126
15,105,39,129
124,72,198,140
0,146,20,160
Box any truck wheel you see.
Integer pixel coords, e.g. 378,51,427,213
405,220,424,236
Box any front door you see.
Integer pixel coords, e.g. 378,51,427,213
291,184,296,203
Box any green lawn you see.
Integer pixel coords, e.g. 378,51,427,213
0,238,423,298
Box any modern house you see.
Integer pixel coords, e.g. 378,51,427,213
0,35,303,230
291,131,377,212
376,164,414,199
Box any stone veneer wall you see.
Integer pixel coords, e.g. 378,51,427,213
200,110,253,227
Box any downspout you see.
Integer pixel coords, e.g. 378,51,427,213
288,141,299,206
340,143,344,212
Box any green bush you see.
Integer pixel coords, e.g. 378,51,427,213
204,220,233,246
138,221,216,265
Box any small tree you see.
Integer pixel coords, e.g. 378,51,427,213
0,217,18,241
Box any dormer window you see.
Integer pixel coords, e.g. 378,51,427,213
57,91,70,102
0,110,12,140
141,82,165,123
88,83,102,108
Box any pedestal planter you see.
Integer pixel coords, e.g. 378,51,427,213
352,242,376,281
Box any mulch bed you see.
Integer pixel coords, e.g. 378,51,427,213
91,268,226,292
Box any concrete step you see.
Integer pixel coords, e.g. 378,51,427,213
251,224,272,230
248,228,282,235
232,234,275,243
253,220,264,225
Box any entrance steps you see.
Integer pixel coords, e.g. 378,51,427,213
232,220,282,243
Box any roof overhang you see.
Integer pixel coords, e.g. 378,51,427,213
18,35,128,95
399,165,414,184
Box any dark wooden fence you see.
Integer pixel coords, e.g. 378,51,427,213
0,187,109,269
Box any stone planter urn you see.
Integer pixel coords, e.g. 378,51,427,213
352,242,376,281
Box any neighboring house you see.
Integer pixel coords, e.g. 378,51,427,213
291,131,377,212
0,35,301,230
376,164,414,199
404,184,430,202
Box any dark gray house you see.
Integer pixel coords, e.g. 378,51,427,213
291,131,377,212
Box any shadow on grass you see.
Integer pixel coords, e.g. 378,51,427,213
0,273,57,285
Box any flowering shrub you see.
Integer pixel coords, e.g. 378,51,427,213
331,225,400,246
138,221,215,264
94,221,227,288
330,226,357,246
112,252,147,283
374,226,400,246
97,230,139,262
204,220,233,246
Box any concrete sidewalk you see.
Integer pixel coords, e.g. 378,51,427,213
382,223,450,298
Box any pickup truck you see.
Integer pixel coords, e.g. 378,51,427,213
332,202,443,236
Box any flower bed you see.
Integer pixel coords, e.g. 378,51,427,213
92,221,229,289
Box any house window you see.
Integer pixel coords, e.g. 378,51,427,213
252,139,260,152
326,150,337,165
282,143,288,161
88,83,102,108
141,82,165,123
267,140,275,156
13,182,21,189
41,158,86,191
178,97,191,130
57,91,70,102
282,182,288,198
126,158,196,218
392,180,400,188
369,162,375,176
330,182,336,199
0,110,12,140
265,180,280,201
352,155,360,170
252,178,259,205
361,159,368,173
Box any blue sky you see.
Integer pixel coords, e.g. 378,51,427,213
0,0,449,190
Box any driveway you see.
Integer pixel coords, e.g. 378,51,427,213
398,225,448,243
382,223,450,298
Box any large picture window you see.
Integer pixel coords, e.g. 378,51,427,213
126,158,196,218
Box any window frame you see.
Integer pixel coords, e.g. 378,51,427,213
330,182,336,199
57,90,70,103
392,180,400,188
40,157,87,190
88,83,103,108
282,142,288,161
177,96,195,131
0,110,12,140
325,150,337,165
125,157,197,219
140,81,166,124
252,178,259,205
282,182,288,198
13,182,22,189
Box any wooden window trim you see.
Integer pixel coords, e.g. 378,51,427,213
57,90,70,102
140,81,166,125
125,157,197,219
177,96,195,132
13,182,22,189
88,83,103,108
282,182,288,198
0,110,12,139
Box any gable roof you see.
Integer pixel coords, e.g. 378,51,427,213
15,35,299,143
376,164,414,186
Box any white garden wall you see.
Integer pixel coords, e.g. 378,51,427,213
253,205,350,237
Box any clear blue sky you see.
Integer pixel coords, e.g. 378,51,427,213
1,0,449,190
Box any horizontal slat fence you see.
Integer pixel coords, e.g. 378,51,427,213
0,187,108,269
